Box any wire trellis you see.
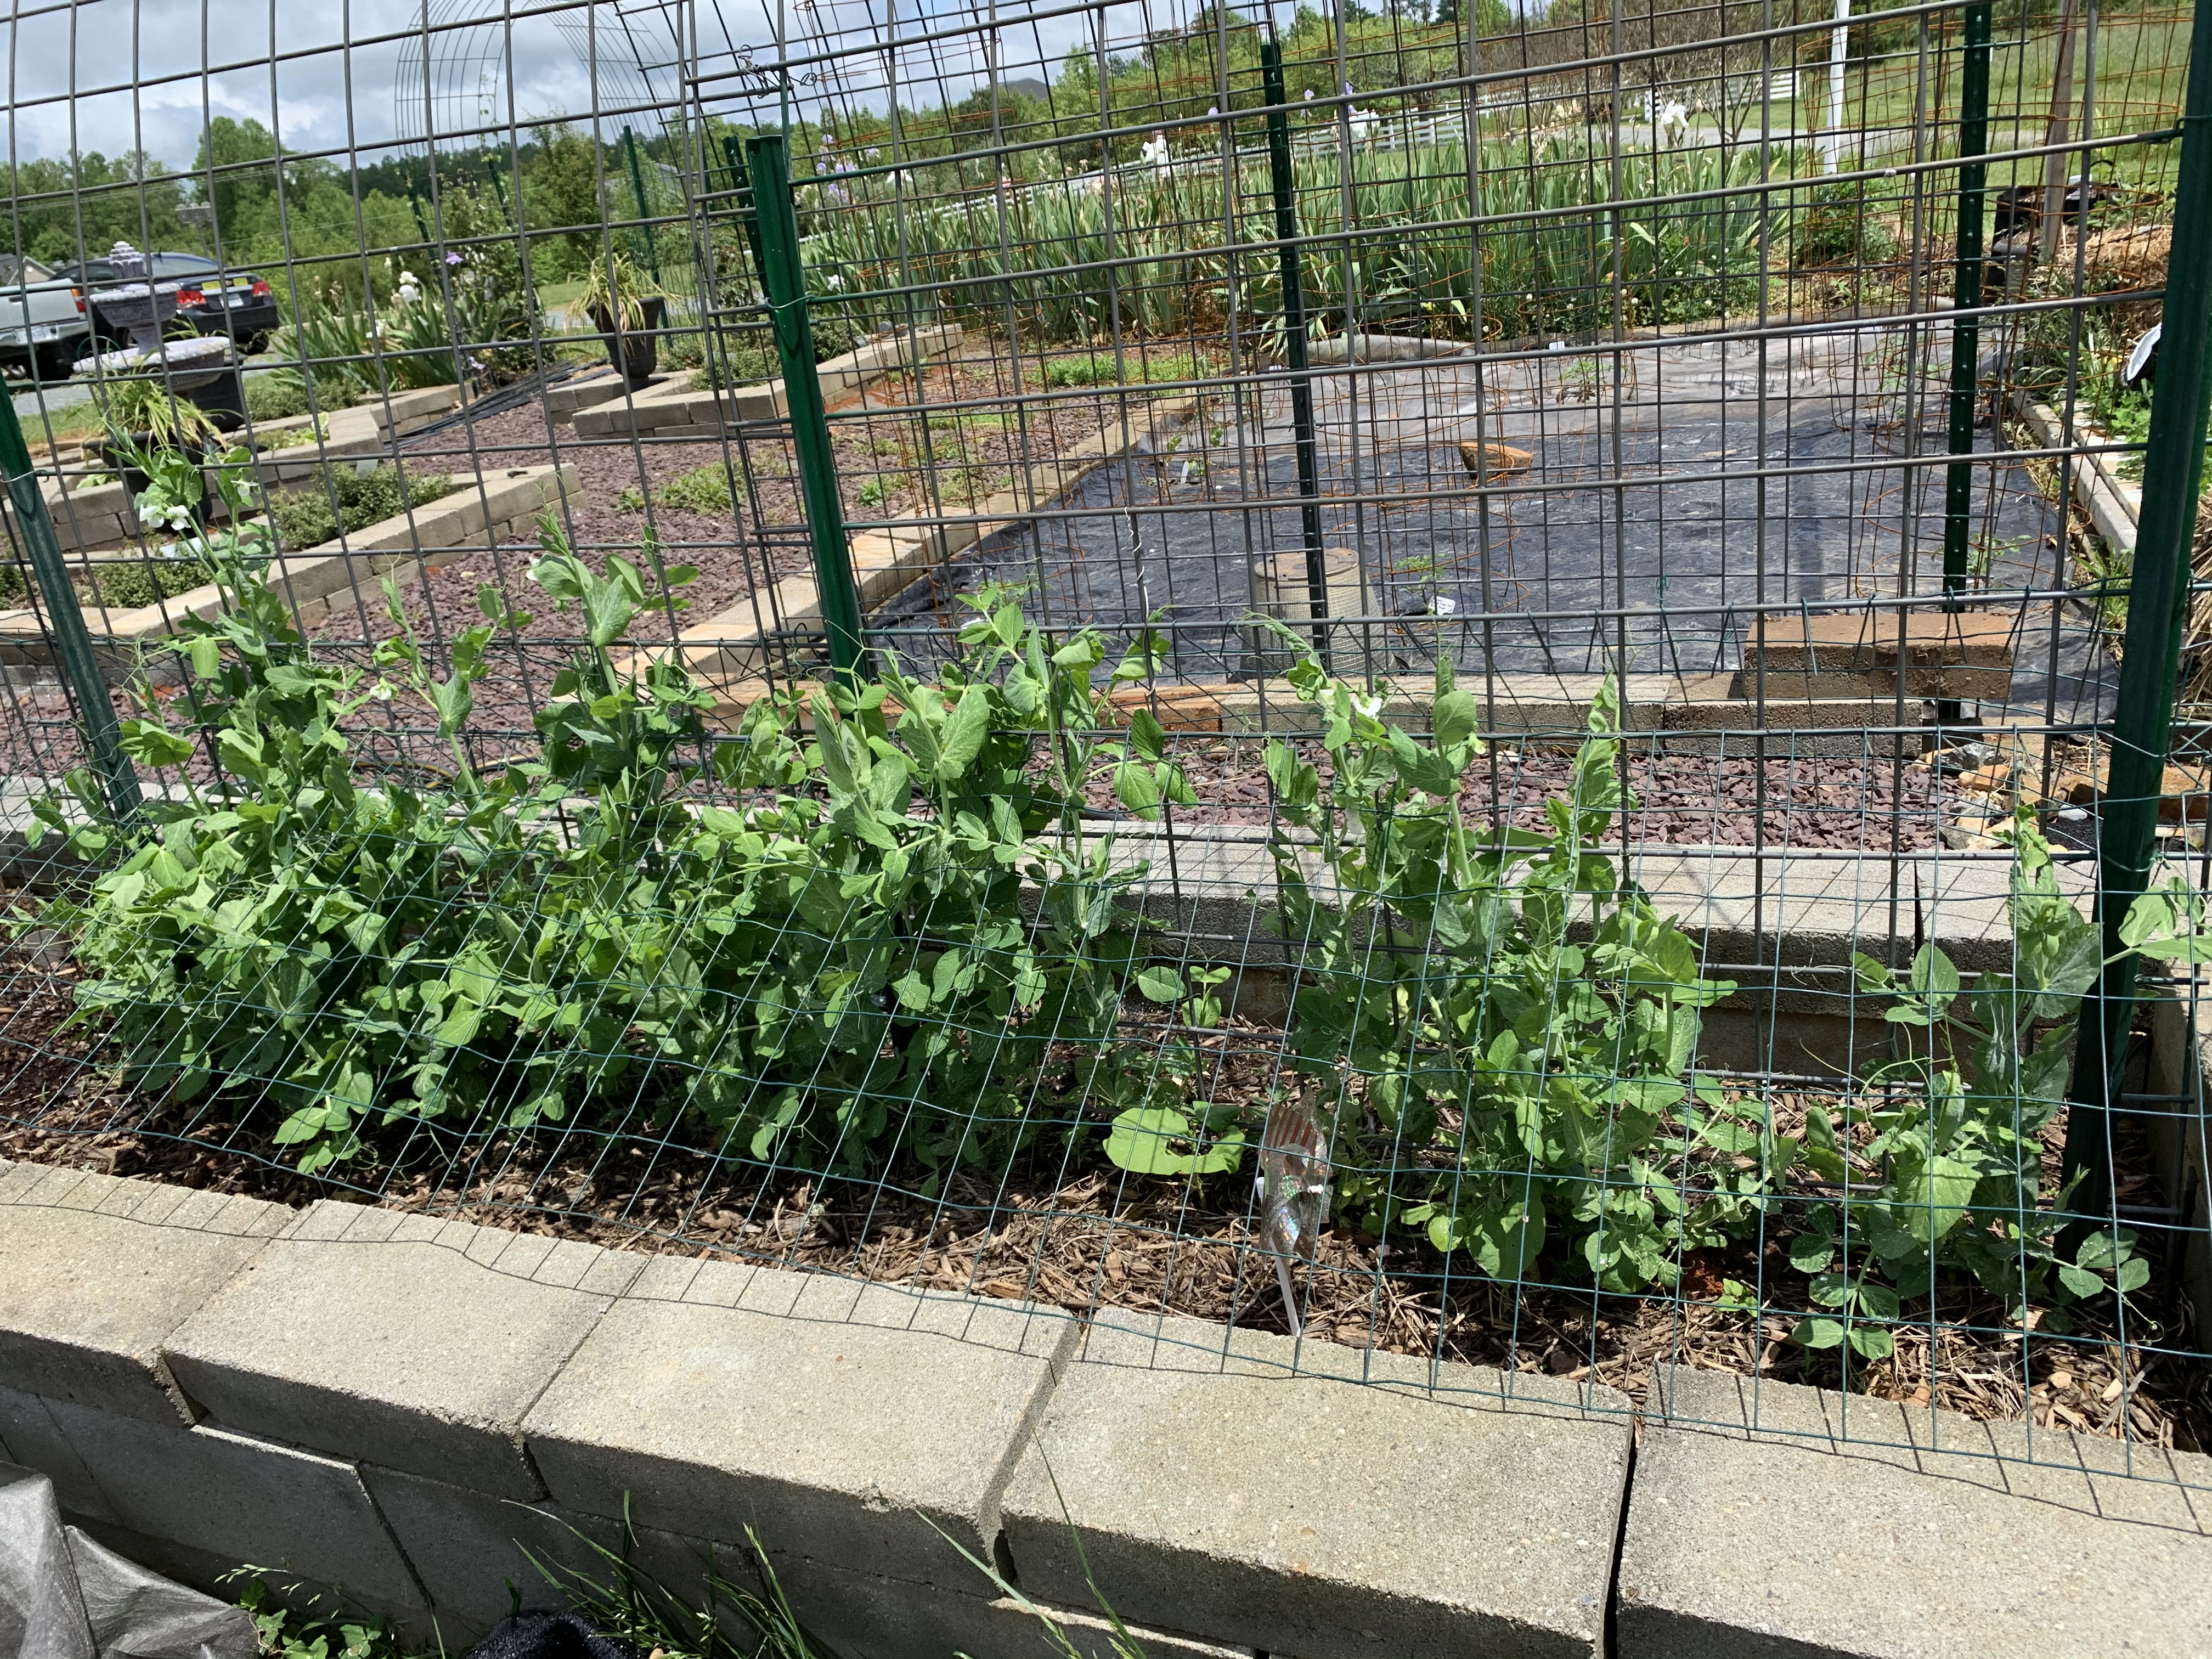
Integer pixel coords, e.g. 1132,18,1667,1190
0,0,2208,1477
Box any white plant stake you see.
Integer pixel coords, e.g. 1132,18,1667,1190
1257,1086,1331,1338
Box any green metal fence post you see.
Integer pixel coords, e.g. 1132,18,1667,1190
1940,2,1993,611
1262,39,1330,664
748,133,867,687
623,126,665,294
2058,0,2212,1216
0,398,142,822
721,134,769,292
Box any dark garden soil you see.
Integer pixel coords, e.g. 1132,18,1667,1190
1,955,2200,1452
263,353,1180,759
1088,739,1955,850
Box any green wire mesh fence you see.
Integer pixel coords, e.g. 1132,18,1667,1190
0,0,2208,1475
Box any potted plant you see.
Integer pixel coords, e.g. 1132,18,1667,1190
576,252,665,388
87,377,221,501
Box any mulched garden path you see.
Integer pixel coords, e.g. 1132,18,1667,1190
1085,738,1955,850
0,954,2199,1452
269,353,1177,758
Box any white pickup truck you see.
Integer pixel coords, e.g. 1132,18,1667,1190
0,254,96,382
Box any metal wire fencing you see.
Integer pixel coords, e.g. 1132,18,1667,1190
1,0,2209,1476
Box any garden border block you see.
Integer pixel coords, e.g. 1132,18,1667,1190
998,1309,1630,1659
9,385,463,558
1616,1365,2212,1659
165,1199,645,1499
0,1155,2199,1651
522,1253,1078,1590
571,326,964,439
0,1160,289,1424
0,462,578,678
360,1462,715,1637
42,1400,429,1617
624,391,1202,691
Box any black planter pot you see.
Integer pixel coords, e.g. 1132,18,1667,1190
592,295,665,388
183,364,248,433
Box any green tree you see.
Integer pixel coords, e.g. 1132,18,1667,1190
519,125,607,279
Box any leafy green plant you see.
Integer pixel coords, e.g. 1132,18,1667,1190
223,1570,428,1659
1792,178,1898,270
575,251,659,335
691,335,782,390
264,465,453,551
97,377,219,450
1805,812,2189,1348
1042,352,1198,390
245,373,315,422
612,464,742,517
1258,630,1753,1291
38,533,1190,1180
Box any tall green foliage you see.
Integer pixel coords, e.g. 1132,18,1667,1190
808,132,1793,346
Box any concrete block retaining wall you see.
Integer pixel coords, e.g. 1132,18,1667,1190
1,1158,2207,1657
0,462,578,681
571,327,965,440
13,386,462,557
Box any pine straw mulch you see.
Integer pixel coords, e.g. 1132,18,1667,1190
1,954,2207,1455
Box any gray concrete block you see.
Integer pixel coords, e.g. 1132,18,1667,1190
525,1257,1076,1589
999,1311,1629,1659
1618,1367,2212,1659
0,1164,289,1423
165,1201,644,1499
765,1551,1257,1659
0,1383,112,1520
545,370,627,419
45,1400,427,1618
361,1464,715,1637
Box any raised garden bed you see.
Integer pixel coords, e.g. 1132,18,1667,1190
4,385,461,559
0,461,574,680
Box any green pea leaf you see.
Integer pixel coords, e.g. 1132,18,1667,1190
1135,966,1184,1003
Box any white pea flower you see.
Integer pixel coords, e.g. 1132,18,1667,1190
370,681,394,702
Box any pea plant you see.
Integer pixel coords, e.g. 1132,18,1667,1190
1808,814,2197,1351
36,519,1190,1183
1259,637,1768,1293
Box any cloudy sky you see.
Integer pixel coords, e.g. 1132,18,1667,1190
4,0,1157,171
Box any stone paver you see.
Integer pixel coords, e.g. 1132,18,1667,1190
0,1382,111,1521
998,1311,1630,1659
46,1400,425,1617
0,1164,289,1423
1617,1367,2212,1659
362,1464,712,1637
165,1201,642,1498
524,1257,1075,1588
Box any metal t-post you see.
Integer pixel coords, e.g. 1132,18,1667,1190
2058,0,2212,1218
721,134,768,285
623,126,665,294
0,397,141,822
748,134,866,686
1940,2,1993,613
1261,38,1330,665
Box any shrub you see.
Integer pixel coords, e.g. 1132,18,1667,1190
611,465,742,517
1041,352,1198,390
244,373,313,422
264,465,453,551
689,336,781,391
77,554,216,611
1793,180,1898,270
